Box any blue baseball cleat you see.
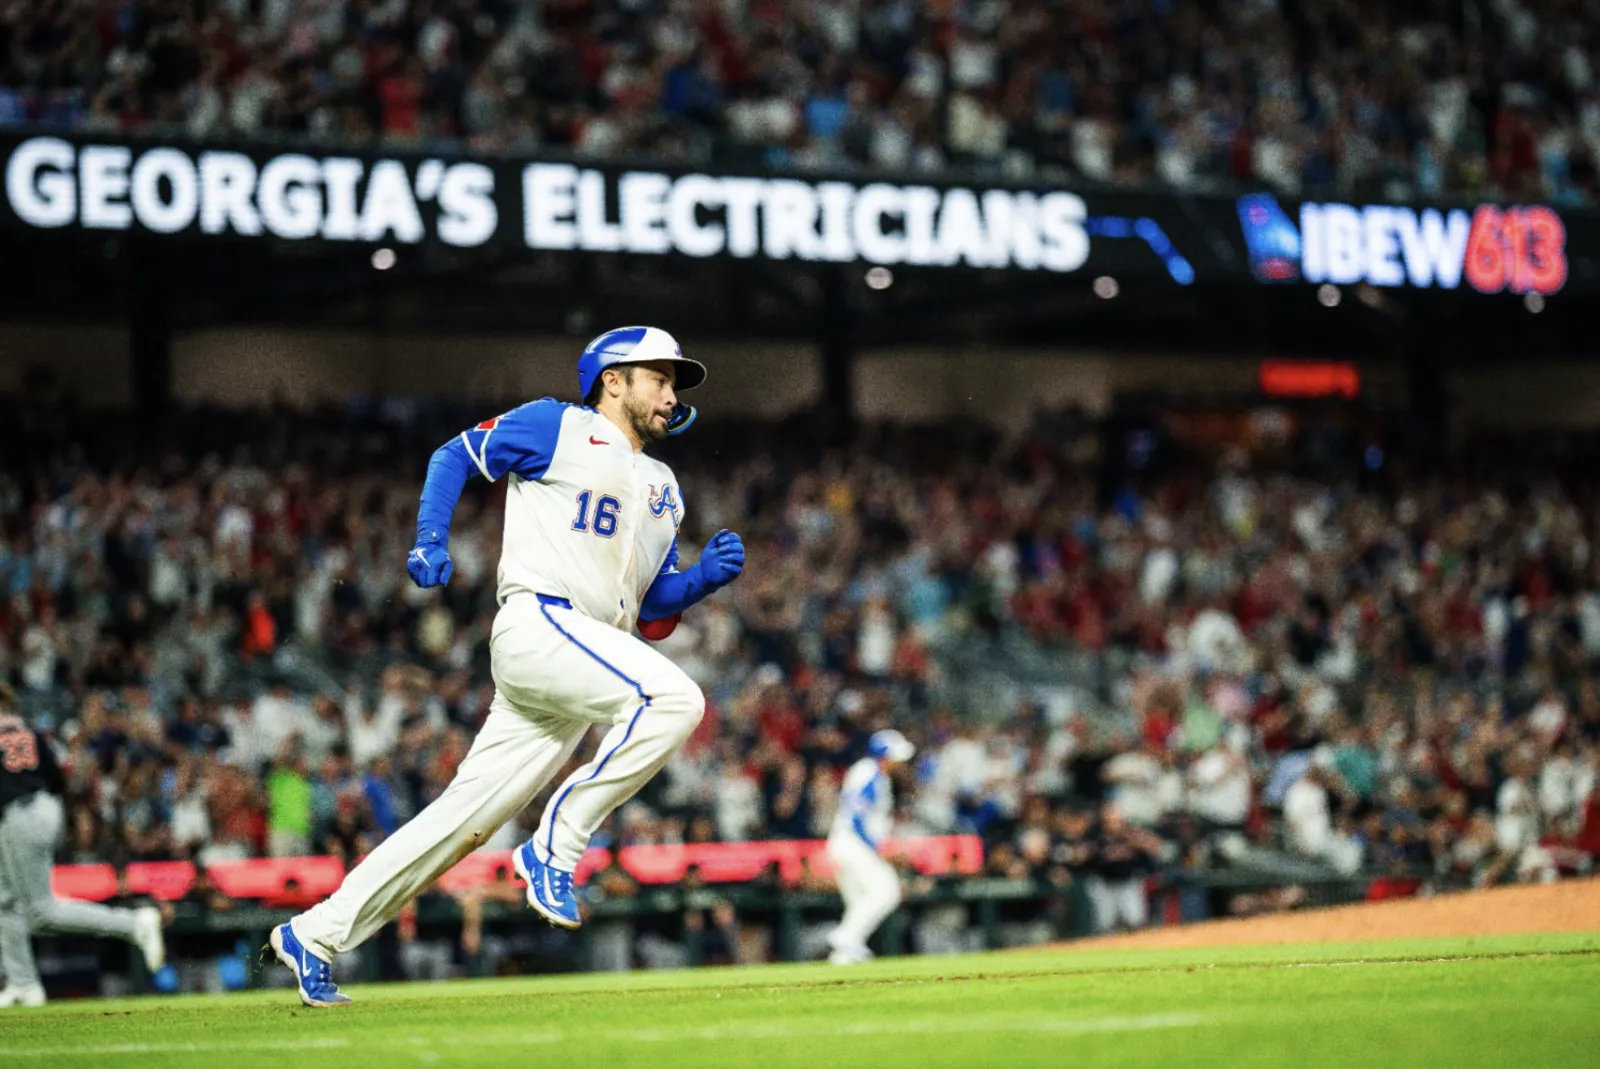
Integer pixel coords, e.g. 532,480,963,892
512,841,582,930
269,922,352,1007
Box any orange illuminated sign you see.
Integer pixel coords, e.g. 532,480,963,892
1259,361,1359,399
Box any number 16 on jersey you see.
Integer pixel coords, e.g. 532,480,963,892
572,490,621,538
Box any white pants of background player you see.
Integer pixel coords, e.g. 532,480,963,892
0,794,147,988
826,832,902,961
1086,875,1148,934
292,593,704,959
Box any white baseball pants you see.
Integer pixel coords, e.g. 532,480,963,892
825,832,902,957
0,793,144,987
294,593,704,959
1086,876,1149,933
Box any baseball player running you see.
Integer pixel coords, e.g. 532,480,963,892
0,689,165,1007
271,327,744,1006
826,729,916,965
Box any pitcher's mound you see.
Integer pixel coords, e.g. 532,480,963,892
1061,877,1600,951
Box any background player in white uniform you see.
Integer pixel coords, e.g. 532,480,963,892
270,326,744,1006
826,729,916,965
0,692,165,1007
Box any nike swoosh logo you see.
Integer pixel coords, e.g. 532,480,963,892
589,436,609,446
301,959,315,978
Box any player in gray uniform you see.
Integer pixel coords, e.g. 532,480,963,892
0,687,165,1006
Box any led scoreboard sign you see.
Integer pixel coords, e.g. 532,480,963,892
0,135,1197,280
1237,194,1568,295
2,133,1589,292
1456,205,1567,295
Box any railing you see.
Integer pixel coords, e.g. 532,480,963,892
45,869,1399,997
51,836,987,902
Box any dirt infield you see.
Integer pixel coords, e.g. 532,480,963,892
1061,877,1600,951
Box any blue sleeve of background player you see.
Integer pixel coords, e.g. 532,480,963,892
414,399,566,543
845,775,879,849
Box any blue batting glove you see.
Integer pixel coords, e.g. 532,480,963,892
697,529,745,589
407,532,454,588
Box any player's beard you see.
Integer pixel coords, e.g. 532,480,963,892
623,391,668,445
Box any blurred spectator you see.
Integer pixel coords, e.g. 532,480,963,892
1102,738,1181,829
179,866,233,915
453,862,526,959
0,1,1597,204
1186,739,1252,833
265,746,313,858
696,899,743,966
1284,764,1362,876
1085,804,1164,934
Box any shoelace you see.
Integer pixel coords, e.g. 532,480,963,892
550,869,574,900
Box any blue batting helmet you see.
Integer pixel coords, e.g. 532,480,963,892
577,326,706,399
577,326,705,436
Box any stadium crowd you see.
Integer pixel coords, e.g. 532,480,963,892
2,385,1598,957
2,0,1600,204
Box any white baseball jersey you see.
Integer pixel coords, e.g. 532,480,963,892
291,391,715,964
832,758,893,851
458,399,683,629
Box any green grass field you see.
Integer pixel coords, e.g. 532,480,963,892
2,933,1596,1068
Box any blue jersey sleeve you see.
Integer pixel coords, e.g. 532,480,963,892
459,399,567,482
415,399,567,544
846,774,879,848
846,774,878,811
640,535,726,622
